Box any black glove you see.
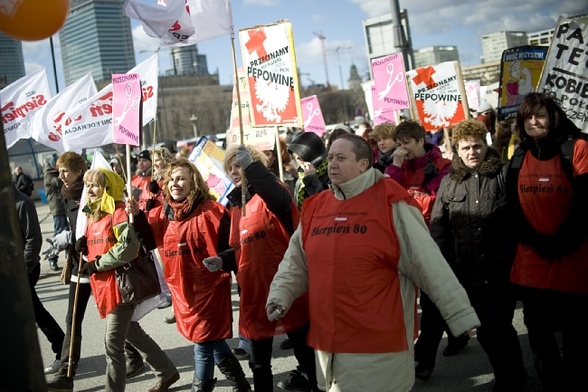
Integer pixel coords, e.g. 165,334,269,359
79,259,98,276
145,199,156,212
75,236,88,255
148,180,160,194
423,161,438,185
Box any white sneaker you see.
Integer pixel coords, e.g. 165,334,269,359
44,359,61,375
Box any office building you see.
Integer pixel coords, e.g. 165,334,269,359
59,0,135,86
169,45,210,76
528,13,588,47
0,33,25,88
481,31,528,64
413,46,459,68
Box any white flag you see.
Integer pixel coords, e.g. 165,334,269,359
30,73,97,153
1,68,52,149
124,0,233,46
61,55,159,152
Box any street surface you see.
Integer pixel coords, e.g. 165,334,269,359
33,201,542,391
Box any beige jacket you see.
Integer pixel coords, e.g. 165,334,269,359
267,168,480,392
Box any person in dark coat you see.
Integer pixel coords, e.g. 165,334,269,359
14,186,65,378
44,154,68,271
426,119,527,390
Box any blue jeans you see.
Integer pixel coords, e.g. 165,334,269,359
193,339,233,380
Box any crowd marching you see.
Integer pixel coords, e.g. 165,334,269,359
16,93,588,392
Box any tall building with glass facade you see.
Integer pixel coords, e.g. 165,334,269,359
59,0,135,86
0,33,25,88
481,31,528,64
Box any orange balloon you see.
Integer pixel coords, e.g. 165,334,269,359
0,0,70,41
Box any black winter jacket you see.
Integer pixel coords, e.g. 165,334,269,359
429,147,509,287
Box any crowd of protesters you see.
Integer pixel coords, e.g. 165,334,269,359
17,92,586,392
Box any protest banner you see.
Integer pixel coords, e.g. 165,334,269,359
226,68,276,151
406,61,469,131
112,73,141,146
61,55,158,152
301,95,326,136
465,80,481,112
498,45,547,120
537,17,588,132
371,52,410,111
1,68,51,149
30,73,97,153
188,137,235,206
239,20,302,126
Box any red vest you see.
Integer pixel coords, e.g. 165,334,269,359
230,194,308,340
132,175,151,211
511,151,588,294
155,201,234,342
301,178,420,353
86,204,127,318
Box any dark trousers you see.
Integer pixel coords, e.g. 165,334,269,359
518,286,588,392
468,283,526,388
249,322,318,392
414,291,462,369
28,263,65,359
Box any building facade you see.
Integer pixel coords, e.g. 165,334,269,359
481,31,528,64
413,46,459,68
59,0,135,86
0,33,25,88
169,45,210,76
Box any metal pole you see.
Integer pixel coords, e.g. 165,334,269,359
50,36,60,93
337,48,344,89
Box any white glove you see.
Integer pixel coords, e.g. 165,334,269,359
47,230,72,251
42,245,60,261
202,256,223,272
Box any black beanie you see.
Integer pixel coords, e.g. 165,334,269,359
138,150,151,162
288,132,326,166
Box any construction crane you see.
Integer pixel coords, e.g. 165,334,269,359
313,31,329,87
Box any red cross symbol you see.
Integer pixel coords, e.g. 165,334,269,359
412,66,436,86
244,29,268,58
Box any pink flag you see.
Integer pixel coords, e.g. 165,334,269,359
372,53,410,112
1,69,51,148
124,0,233,46
112,73,141,146
300,95,326,136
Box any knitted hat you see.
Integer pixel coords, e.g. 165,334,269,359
452,119,488,145
137,150,151,162
288,132,326,166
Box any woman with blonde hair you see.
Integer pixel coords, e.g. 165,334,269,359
77,168,178,392
128,158,251,392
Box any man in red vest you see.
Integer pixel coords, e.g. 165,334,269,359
267,133,480,391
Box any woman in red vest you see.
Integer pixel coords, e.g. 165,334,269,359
78,168,178,392
203,145,317,392
129,158,250,392
505,93,588,391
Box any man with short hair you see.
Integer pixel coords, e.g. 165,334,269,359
131,150,153,211
267,133,480,391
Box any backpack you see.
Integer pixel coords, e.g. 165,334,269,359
508,133,588,181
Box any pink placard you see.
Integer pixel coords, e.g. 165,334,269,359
372,53,410,112
300,95,326,136
112,73,141,146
